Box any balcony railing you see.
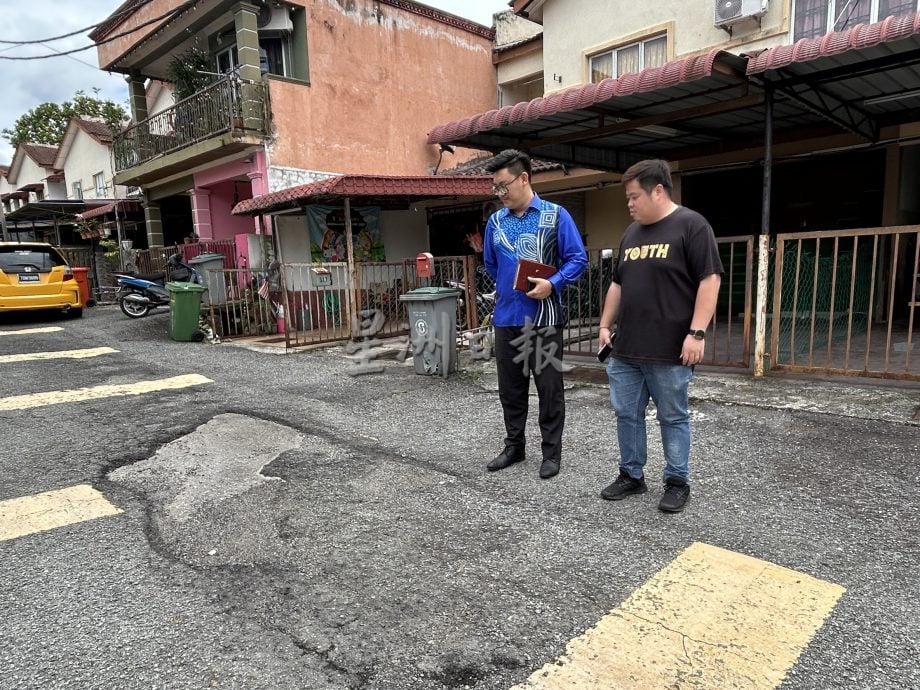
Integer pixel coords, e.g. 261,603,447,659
113,77,270,172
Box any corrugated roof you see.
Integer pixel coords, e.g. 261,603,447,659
77,199,142,220
232,174,493,216
747,11,920,74
426,12,920,172
427,48,733,146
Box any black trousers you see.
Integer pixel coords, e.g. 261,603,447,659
494,325,566,461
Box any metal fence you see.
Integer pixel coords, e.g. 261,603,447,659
113,78,269,172
132,239,238,275
772,225,919,380
203,268,277,340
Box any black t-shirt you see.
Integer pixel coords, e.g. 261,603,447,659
611,206,723,364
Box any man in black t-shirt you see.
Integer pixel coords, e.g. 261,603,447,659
597,159,723,513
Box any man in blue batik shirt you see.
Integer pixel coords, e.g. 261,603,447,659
483,149,588,479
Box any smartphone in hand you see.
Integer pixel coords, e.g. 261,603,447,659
597,333,615,362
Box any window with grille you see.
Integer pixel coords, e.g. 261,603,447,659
794,0,918,41
590,34,668,83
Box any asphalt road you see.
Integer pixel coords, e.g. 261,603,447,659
0,305,918,690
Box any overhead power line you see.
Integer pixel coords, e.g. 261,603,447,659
0,0,198,61
0,0,157,45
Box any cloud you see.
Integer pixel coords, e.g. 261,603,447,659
0,0,128,164
0,0,506,165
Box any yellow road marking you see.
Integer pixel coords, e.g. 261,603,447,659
512,542,845,690
0,327,64,336
0,347,118,364
0,484,123,542
0,374,213,411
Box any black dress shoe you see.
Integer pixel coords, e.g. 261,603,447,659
539,458,560,479
487,448,525,471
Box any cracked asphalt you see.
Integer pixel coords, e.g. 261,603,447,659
1,305,918,689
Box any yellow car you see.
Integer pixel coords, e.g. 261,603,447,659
0,242,83,317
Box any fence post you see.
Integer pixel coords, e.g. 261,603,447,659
754,234,771,377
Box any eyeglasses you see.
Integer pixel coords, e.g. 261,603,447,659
491,172,524,197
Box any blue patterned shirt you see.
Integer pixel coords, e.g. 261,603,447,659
484,194,588,327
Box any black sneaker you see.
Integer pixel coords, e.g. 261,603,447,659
600,470,648,501
658,477,691,513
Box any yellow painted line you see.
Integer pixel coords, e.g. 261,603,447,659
512,542,845,690
0,326,64,336
0,374,213,411
0,484,123,542
0,347,118,364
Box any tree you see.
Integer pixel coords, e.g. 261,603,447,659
2,88,128,147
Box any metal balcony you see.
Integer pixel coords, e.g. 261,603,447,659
113,78,270,173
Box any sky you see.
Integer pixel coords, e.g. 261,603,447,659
0,0,511,166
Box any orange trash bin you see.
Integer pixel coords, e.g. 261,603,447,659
72,267,93,307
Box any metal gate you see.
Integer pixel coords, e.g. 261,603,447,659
771,225,919,380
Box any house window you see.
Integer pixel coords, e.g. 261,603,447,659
259,36,289,77
590,34,668,83
72,181,83,200
94,172,106,197
217,46,239,75
794,1,918,41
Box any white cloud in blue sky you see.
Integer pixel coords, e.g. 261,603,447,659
0,0,510,165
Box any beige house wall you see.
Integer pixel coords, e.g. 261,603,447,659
536,0,790,94
62,130,126,201
15,156,61,200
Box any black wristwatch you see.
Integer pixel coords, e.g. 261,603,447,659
688,329,706,340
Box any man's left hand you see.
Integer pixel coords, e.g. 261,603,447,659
681,335,706,366
526,277,553,300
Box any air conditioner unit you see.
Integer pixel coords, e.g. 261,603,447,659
257,4,293,32
714,0,768,29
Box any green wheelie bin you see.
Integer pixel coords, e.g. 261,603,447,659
166,281,207,342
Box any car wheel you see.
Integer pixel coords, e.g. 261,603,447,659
67,308,83,319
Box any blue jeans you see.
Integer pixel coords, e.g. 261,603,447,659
606,358,694,483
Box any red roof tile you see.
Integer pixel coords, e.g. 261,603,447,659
747,11,920,74
20,144,60,168
233,174,493,215
73,118,115,145
427,48,727,145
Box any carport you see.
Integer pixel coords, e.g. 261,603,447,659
427,12,920,379
231,174,493,348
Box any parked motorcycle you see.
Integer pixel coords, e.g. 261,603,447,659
445,267,496,331
114,254,198,319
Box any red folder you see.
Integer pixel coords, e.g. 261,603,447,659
513,258,557,291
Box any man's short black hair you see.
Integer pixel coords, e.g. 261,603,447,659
485,149,532,178
621,159,673,196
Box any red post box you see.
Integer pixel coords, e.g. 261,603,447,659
416,252,434,280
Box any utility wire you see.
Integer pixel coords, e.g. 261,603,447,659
0,0,157,45
0,0,197,61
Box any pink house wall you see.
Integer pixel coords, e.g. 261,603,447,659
204,180,253,240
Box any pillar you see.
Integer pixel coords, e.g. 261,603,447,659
144,200,164,247
191,188,213,240
126,72,149,123
234,3,264,131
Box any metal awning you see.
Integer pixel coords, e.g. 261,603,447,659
426,12,920,171
232,174,494,216
4,200,112,223
427,48,752,171
76,199,143,221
